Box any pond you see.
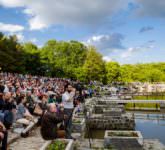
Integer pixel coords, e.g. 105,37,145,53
85,112,165,145
135,113,165,145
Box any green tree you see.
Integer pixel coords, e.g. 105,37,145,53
40,40,87,78
106,61,120,83
22,42,42,75
119,64,134,82
83,46,105,82
0,33,25,73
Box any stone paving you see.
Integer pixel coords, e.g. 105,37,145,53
9,127,46,150
143,139,165,150
7,128,165,150
8,130,20,144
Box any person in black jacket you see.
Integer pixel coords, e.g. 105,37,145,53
0,92,16,150
40,103,66,140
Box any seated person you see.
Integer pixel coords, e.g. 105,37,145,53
40,103,66,140
48,94,56,104
34,94,48,125
25,91,35,114
16,96,33,125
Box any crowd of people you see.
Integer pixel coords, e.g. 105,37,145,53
0,72,89,150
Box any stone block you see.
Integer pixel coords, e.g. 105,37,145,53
104,130,143,148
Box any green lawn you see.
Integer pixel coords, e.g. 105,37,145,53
133,95,165,100
125,103,160,109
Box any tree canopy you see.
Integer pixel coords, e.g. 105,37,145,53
0,32,165,83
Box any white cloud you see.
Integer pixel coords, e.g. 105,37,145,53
16,33,24,42
0,22,24,33
0,0,25,7
0,0,130,30
29,38,37,43
29,17,47,30
85,33,124,55
103,56,113,62
121,47,140,58
1,0,165,31
23,8,34,16
120,43,154,59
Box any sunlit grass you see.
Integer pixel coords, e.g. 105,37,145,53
133,95,165,100
125,103,160,109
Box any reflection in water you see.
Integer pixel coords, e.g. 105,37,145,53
135,113,165,145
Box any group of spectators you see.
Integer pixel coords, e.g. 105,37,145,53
0,72,86,150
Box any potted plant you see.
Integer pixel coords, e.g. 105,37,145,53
40,139,74,150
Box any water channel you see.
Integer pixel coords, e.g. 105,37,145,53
135,112,165,144
87,112,165,145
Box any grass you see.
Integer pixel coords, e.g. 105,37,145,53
125,103,160,109
126,95,164,109
133,95,165,100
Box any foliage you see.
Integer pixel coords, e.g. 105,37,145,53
0,32,165,84
83,46,106,83
40,40,87,78
106,61,120,83
0,33,25,73
22,42,42,75
47,140,67,150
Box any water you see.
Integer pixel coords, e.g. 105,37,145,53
85,130,105,139
86,113,165,145
135,113,165,145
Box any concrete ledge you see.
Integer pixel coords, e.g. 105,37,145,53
104,130,143,148
72,118,86,133
39,139,74,150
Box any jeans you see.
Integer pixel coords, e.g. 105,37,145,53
64,108,73,139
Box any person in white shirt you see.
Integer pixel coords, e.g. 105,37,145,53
62,83,75,139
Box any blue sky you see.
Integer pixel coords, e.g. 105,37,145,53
0,0,165,64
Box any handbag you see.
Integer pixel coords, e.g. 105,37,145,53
33,104,43,115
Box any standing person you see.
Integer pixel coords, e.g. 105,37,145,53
62,83,75,139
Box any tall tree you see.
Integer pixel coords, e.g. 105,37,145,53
22,42,42,75
83,46,105,82
106,61,120,83
0,33,25,73
40,40,87,78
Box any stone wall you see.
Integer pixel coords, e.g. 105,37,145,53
85,97,135,130
88,114,135,130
